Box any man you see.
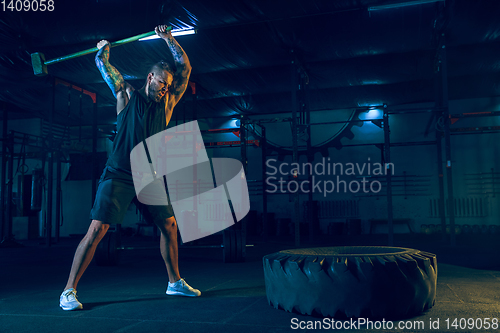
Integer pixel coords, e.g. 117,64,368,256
59,25,200,311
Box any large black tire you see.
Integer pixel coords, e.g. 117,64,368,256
263,246,437,319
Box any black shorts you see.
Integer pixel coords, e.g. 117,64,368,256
90,167,175,225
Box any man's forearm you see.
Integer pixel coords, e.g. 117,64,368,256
95,47,125,98
164,35,191,76
163,34,191,99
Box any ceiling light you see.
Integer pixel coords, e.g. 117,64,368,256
368,0,444,11
366,108,383,120
139,29,196,41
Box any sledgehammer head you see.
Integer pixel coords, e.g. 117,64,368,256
31,52,48,76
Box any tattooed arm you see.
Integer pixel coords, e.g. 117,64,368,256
155,25,192,108
95,40,134,114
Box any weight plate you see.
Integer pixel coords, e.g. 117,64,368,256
235,230,242,262
95,233,110,266
95,232,120,266
223,229,231,263
229,229,236,263
108,231,120,266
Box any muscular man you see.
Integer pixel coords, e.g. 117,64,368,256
59,25,200,311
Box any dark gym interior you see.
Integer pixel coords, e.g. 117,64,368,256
1,0,500,332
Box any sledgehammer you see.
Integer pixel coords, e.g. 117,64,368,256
31,26,172,76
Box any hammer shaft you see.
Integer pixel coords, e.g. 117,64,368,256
45,27,172,66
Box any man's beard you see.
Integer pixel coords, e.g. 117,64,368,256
148,82,165,103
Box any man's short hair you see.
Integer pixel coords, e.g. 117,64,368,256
148,61,173,76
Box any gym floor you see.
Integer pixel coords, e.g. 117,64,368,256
1,232,500,333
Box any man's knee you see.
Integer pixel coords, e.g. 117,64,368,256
87,220,109,240
158,217,177,235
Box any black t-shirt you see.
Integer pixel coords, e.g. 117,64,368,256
106,91,166,176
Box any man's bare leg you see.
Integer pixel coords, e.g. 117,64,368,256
156,216,180,283
157,216,200,296
64,220,110,291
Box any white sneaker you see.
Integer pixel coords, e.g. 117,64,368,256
166,278,201,297
60,288,83,311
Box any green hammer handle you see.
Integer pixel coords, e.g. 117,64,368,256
45,26,172,66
